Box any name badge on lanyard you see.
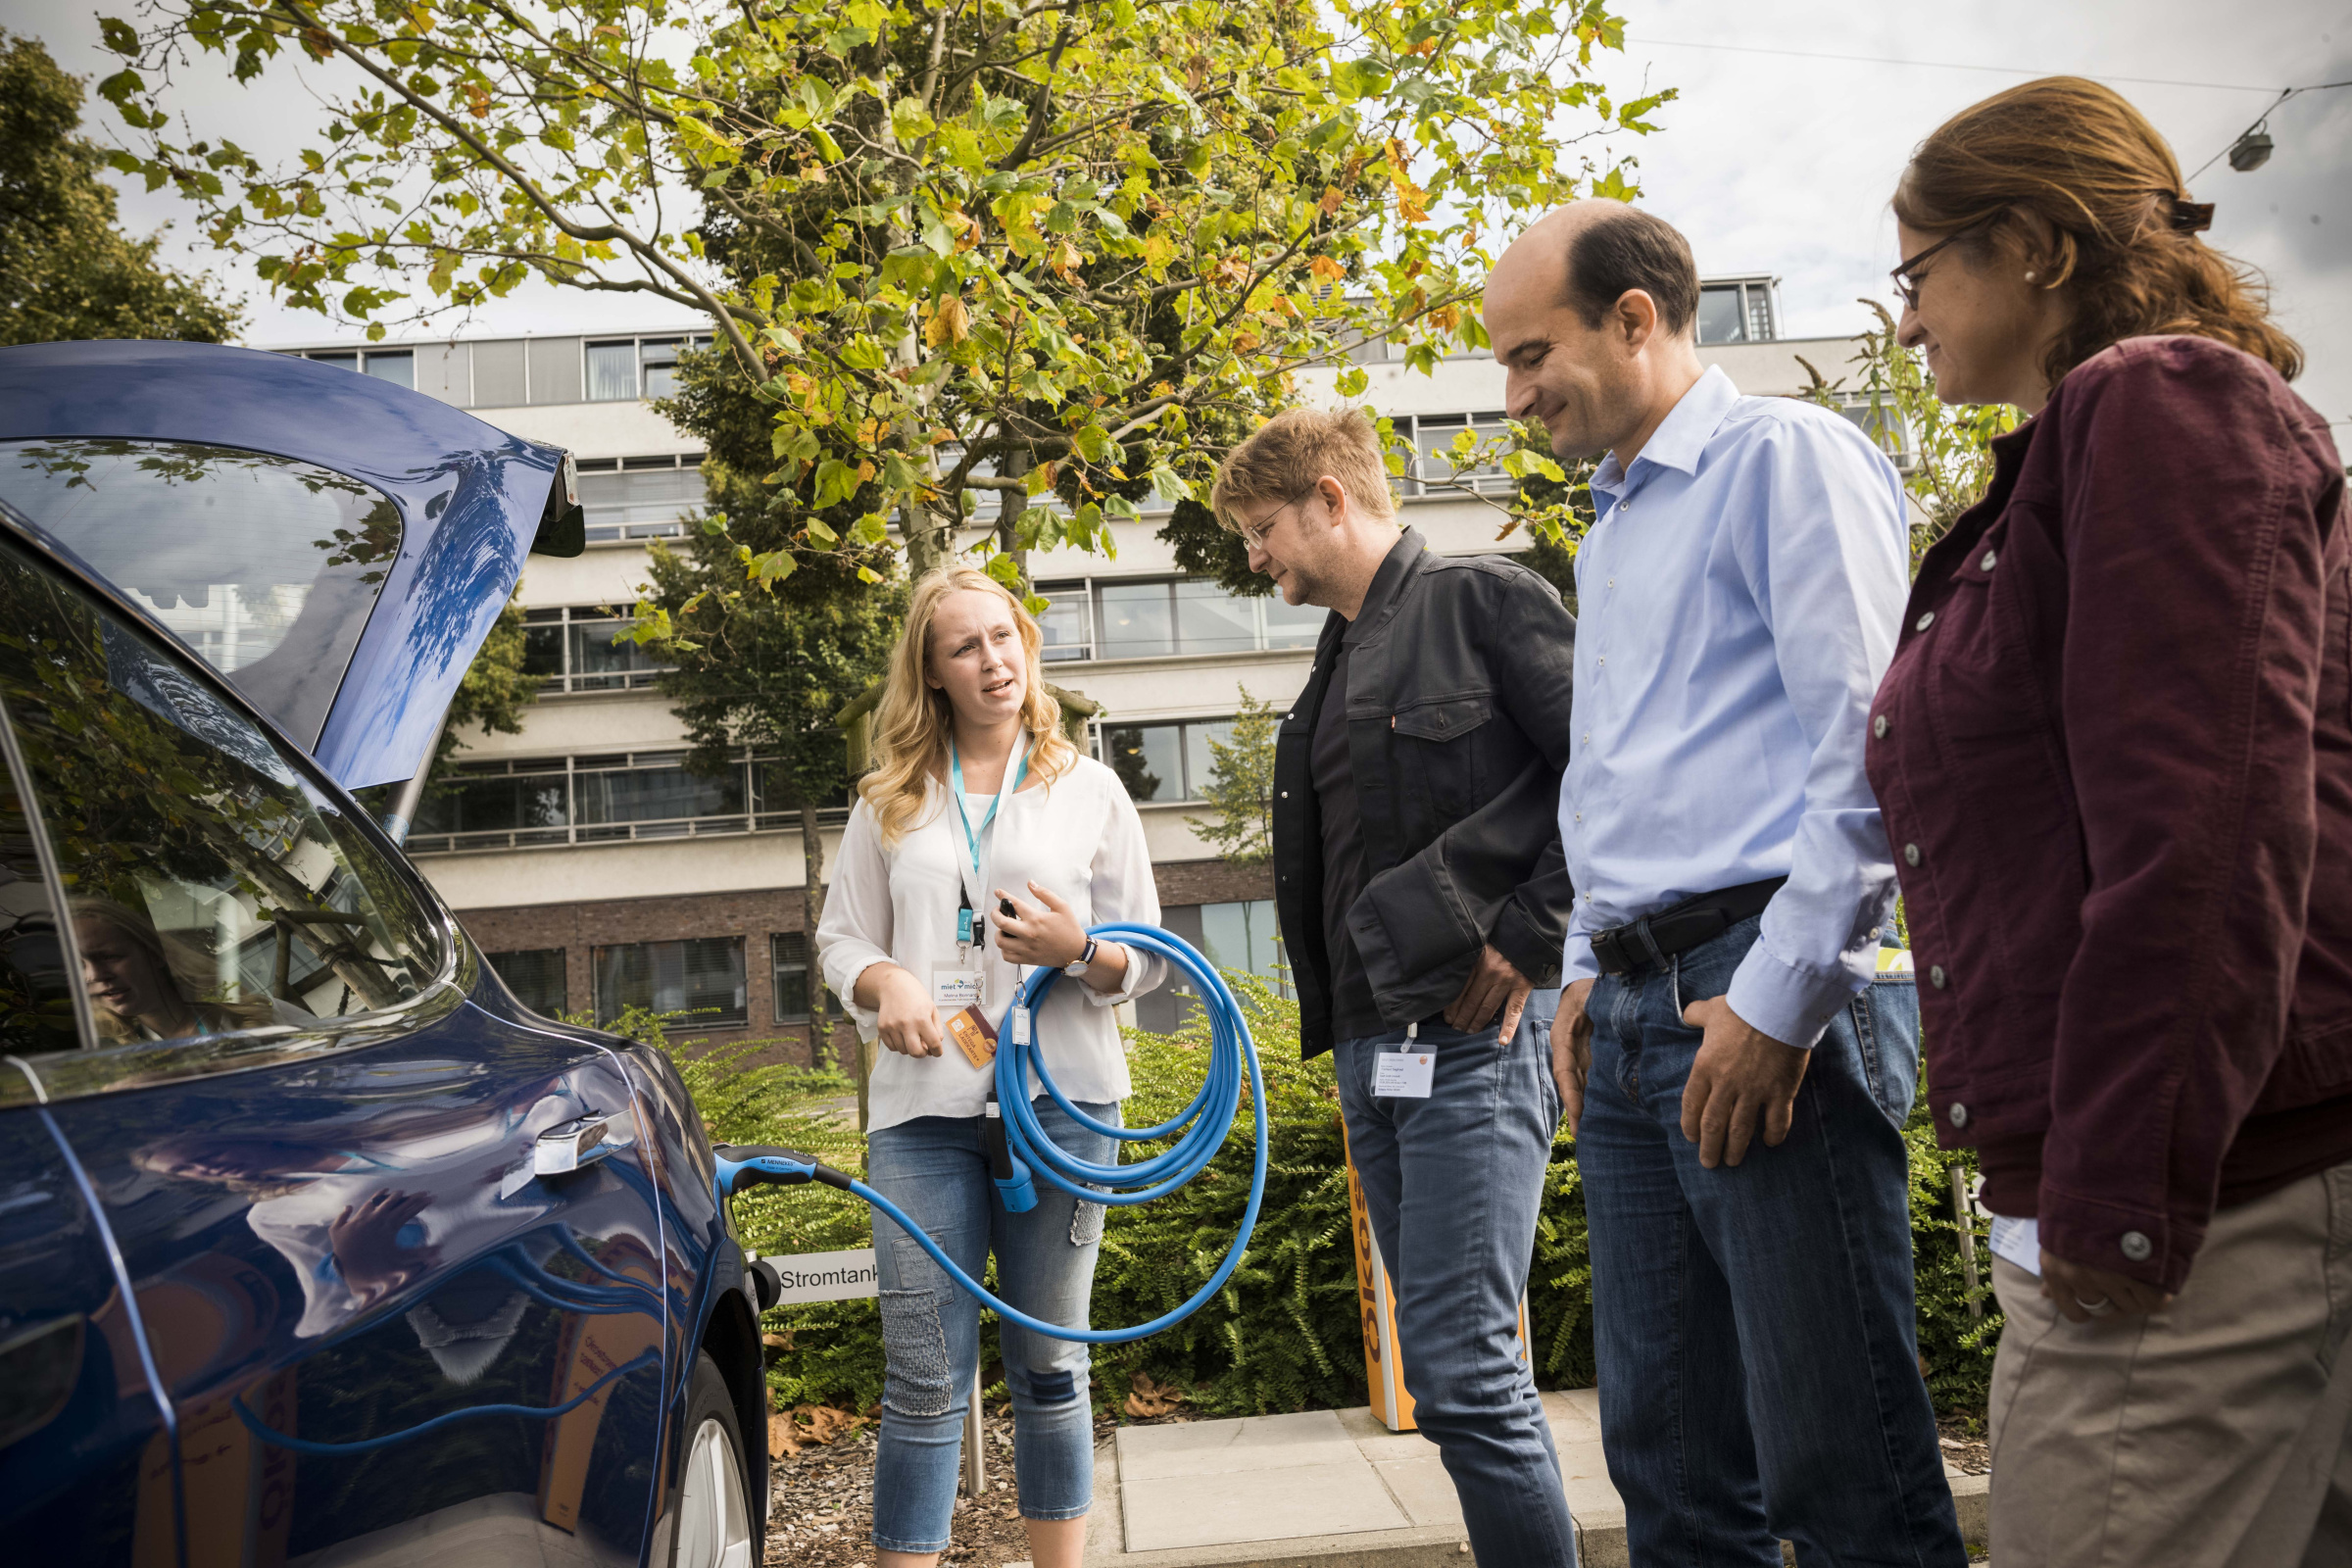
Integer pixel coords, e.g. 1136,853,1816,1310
947,732,1032,973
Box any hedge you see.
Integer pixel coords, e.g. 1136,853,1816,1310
645,976,1998,1425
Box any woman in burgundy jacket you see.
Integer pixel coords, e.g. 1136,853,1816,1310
1869,77,2352,1566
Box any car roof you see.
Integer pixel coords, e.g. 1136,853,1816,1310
0,338,565,791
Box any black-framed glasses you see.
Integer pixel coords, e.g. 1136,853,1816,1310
1890,213,1999,310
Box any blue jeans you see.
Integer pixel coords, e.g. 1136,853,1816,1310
1335,992,1579,1568
1580,915,1966,1566
863,1099,1118,1552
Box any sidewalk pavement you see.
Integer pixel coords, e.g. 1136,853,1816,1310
1065,1390,1989,1568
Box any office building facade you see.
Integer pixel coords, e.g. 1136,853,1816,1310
276,280,1898,1055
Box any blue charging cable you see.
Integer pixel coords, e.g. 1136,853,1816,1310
713,924,1267,1344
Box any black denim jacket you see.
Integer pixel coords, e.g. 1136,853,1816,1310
1273,529,1579,1057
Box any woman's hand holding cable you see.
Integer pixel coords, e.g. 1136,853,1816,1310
858,962,944,1057
994,881,1130,993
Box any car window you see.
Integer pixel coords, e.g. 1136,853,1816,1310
0,438,403,749
0,759,76,1059
0,535,442,1059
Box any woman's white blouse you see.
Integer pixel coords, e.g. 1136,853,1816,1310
816,754,1166,1132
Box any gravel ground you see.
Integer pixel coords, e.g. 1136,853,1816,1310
1937,1414,1991,1477
762,1406,1133,1568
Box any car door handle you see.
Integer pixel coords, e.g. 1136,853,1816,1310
534,1113,615,1176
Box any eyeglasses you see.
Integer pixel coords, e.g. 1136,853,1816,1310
1889,213,1999,310
1236,489,1312,550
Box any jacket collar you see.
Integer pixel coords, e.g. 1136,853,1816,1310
1591,365,1740,500
1344,527,1425,646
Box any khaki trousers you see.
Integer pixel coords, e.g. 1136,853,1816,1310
1987,1161,2352,1567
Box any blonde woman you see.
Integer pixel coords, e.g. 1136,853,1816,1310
817,566,1163,1568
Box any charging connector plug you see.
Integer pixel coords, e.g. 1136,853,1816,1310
981,1098,1038,1212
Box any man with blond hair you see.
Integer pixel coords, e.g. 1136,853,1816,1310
1212,406,1582,1564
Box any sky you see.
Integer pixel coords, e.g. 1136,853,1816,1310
6,0,2347,432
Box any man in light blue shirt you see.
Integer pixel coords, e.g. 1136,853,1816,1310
1484,203,1965,1565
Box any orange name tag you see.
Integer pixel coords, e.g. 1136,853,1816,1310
946,1004,998,1069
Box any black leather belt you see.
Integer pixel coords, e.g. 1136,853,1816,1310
1588,878,1788,977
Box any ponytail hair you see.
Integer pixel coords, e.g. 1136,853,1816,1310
1894,75,2301,387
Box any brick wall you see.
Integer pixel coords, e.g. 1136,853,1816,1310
1153,858,1274,907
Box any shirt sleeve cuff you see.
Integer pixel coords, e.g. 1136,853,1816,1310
1562,938,1600,986
1724,941,1857,1050
821,945,892,1036
1079,944,1163,1006
2037,1180,2199,1295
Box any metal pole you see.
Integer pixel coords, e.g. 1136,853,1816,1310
1950,1162,1984,1322
961,1365,986,1495
379,708,453,847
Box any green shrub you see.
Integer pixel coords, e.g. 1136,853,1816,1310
658,985,1994,1421
1906,1101,2001,1421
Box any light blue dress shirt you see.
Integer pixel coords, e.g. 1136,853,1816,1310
1559,366,1910,1048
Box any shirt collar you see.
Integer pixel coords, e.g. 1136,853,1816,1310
1345,527,1424,644
1590,365,1740,501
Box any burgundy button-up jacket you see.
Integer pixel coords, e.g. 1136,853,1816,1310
1868,335,2352,1292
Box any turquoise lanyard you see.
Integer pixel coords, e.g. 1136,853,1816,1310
949,733,1032,944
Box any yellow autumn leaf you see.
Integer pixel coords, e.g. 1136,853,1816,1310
1050,240,1084,279
1309,255,1347,282
924,295,971,345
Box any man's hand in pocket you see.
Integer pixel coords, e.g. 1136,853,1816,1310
1556,978,1595,1134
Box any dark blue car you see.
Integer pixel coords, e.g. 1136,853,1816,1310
0,341,769,1567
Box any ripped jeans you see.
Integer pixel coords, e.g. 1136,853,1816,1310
863,1098,1118,1552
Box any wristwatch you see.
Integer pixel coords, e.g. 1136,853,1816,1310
1063,937,1102,978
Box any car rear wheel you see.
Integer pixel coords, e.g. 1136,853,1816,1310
672,1350,757,1568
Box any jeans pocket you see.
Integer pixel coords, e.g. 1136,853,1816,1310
1858,978,1922,1126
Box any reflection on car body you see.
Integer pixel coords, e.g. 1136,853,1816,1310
0,340,764,1568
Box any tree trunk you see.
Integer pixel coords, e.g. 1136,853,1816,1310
800,798,831,1070
995,445,1029,596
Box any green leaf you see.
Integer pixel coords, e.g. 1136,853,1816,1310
1335,366,1369,398
806,518,841,545
850,513,889,546
812,459,857,510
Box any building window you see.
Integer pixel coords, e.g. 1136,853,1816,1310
408,749,795,853
521,605,673,692
572,751,744,838
1695,278,1779,346
1102,717,1234,803
574,454,707,543
593,936,747,1028
1041,577,1325,663
1836,396,1914,469
486,948,567,1015
300,348,416,389
1408,412,1514,495
770,932,844,1023
1199,900,1286,996
585,335,712,402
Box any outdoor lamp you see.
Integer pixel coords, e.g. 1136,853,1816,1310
2229,128,2275,172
